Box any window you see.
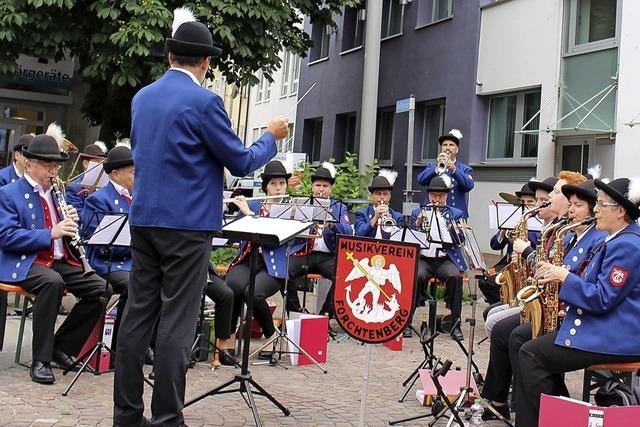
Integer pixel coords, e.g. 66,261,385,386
342,4,365,52
256,71,271,103
251,126,267,143
302,118,323,163
567,0,618,54
279,122,295,152
334,112,358,162
432,0,453,22
280,51,300,97
382,0,403,38
375,108,395,162
486,90,541,160
309,23,331,62
417,0,453,27
416,100,445,161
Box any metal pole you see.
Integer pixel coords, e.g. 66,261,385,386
358,1,383,171
403,96,419,216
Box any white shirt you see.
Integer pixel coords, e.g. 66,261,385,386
312,230,331,253
110,180,131,199
24,174,64,259
13,163,22,179
169,67,201,86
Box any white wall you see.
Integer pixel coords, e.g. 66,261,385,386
613,0,640,178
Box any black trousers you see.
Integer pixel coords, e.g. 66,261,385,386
105,270,129,354
20,261,110,362
287,251,335,315
417,257,463,319
516,332,640,427
113,227,212,427
477,273,502,305
205,272,234,340
226,261,282,338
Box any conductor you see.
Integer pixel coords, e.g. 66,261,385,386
112,7,288,427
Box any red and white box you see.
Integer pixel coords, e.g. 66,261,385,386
539,393,640,426
285,313,328,366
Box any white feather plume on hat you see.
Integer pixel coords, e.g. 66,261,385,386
115,138,131,149
587,164,602,180
320,161,336,178
172,7,197,37
440,174,453,189
448,129,463,140
628,177,640,204
94,140,108,153
46,122,65,148
378,169,398,186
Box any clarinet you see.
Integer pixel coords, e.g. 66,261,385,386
50,178,95,277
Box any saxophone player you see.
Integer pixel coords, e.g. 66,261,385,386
355,169,404,238
517,177,640,427
417,129,474,218
0,134,112,384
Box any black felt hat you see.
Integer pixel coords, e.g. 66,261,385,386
103,146,134,174
528,177,559,194
562,180,597,204
594,178,640,220
368,169,398,192
81,143,107,159
165,8,222,57
515,183,535,198
426,175,453,193
12,134,34,152
438,129,463,146
311,162,336,184
21,134,69,162
260,160,291,190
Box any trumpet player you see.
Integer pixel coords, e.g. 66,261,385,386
355,169,404,238
287,162,353,317
0,134,111,384
411,175,466,340
417,129,474,218
516,177,640,427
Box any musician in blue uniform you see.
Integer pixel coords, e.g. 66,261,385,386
411,175,467,340
287,162,353,317
0,135,110,384
64,144,106,219
417,129,474,218
515,177,640,427
0,134,32,186
113,9,286,426
355,169,405,238
226,161,303,345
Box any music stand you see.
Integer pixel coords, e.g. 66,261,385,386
490,202,543,233
62,213,130,396
185,215,313,426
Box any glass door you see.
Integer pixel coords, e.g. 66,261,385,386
0,123,22,167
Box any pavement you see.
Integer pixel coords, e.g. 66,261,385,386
0,282,587,426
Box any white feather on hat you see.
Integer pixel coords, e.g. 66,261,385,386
600,178,611,184
46,122,65,148
378,169,398,187
448,129,463,140
528,176,539,182
321,161,336,178
440,174,453,189
115,138,131,149
587,164,602,180
628,177,640,204
94,140,108,153
172,7,197,37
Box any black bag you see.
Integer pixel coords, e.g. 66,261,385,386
594,380,640,407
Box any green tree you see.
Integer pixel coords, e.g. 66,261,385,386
0,0,357,142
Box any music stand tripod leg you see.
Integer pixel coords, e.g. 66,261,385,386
62,342,101,396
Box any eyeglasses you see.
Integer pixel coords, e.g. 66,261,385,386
595,200,619,208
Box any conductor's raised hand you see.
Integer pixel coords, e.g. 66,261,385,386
267,116,289,140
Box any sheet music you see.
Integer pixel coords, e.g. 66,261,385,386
87,214,130,246
79,160,109,188
289,197,337,222
268,203,316,221
222,215,313,245
488,203,543,232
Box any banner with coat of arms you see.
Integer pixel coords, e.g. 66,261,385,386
333,235,419,344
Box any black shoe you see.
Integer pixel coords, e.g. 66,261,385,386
450,325,464,341
258,350,273,360
219,349,238,367
30,361,55,384
52,349,75,371
482,402,510,421
402,327,413,338
144,348,154,366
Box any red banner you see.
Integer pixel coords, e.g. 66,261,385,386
333,235,419,344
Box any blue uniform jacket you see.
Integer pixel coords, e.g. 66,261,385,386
81,182,132,276
417,161,474,218
65,175,87,220
229,200,306,279
130,69,276,231
561,225,606,273
355,204,405,238
0,178,56,282
410,206,467,271
0,164,19,187
557,223,640,355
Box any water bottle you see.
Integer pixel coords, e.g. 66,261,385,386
468,398,484,426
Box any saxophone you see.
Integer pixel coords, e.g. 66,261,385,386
495,202,549,307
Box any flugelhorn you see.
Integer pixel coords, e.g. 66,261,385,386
378,200,397,233
436,151,451,175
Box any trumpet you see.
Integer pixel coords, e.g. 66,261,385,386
377,201,397,233
436,151,451,175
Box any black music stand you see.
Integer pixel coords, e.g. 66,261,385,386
62,212,130,396
185,215,313,426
